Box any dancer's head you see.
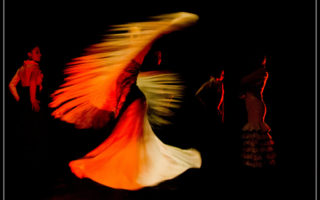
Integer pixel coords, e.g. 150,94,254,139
261,56,267,68
27,45,42,62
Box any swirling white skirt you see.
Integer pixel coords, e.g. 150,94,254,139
69,97,201,190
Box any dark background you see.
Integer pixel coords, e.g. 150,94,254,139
4,0,315,199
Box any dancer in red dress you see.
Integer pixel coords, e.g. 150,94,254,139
240,56,276,168
50,12,202,190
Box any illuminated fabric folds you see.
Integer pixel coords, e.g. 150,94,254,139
69,96,201,190
50,12,201,190
137,71,185,126
50,12,198,129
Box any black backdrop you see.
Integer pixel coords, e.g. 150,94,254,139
4,0,316,199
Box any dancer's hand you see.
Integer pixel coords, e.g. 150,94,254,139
31,99,40,112
14,95,20,102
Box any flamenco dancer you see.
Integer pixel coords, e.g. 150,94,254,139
50,12,202,190
8,44,49,198
9,45,43,112
240,56,276,168
195,69,224,123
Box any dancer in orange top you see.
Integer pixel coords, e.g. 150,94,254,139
7,44,49,199
9,45,43,112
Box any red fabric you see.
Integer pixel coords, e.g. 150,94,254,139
69,97,146,190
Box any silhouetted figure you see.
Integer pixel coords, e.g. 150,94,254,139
7,44,49,199
9,45,43,111
195,69,224,123
240,56,276,168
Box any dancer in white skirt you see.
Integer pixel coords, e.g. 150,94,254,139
50,12,201,190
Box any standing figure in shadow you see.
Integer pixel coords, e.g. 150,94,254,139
193,68,224,182
240,56,276,168
195,69,224,123
9,45,43,112
8,44,49,199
